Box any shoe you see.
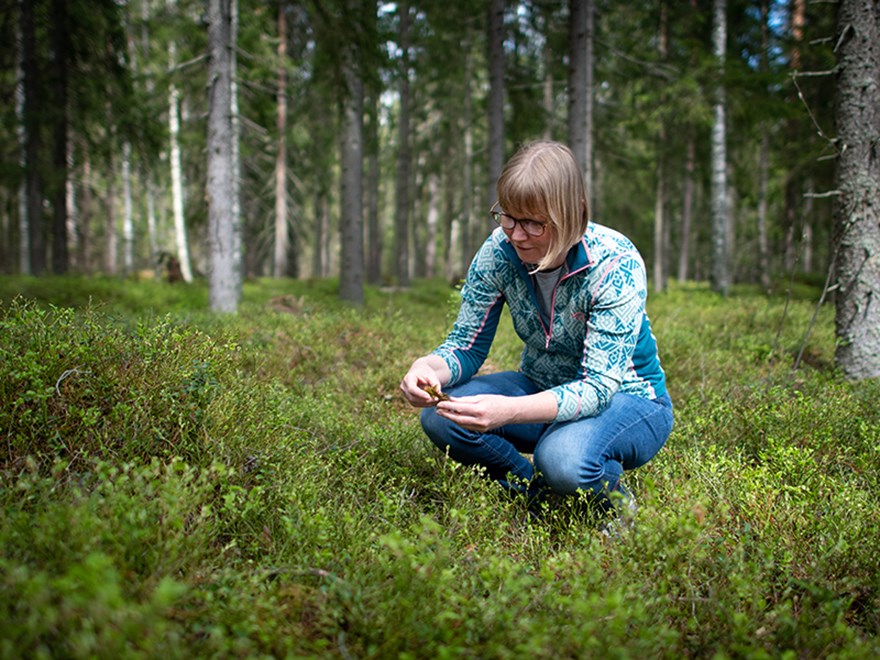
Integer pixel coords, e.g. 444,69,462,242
599,490,637,539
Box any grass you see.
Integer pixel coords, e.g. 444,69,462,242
1,274,879,658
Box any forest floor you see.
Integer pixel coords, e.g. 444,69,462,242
1,274,879,658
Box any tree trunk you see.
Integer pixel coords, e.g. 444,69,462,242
833,0,880,379
104,151,117,276
677,135,695,282
487,0,505,212
207,0,241,312
15,15,29,275
756,0,771,290
394,0,411,287
567,0,593,199
461,23,474,273
168,41,193,283
51,0,69,274
122,141,134,275
274,3,289,278
21,0,44,275
339,4,364,305
710,0,729,295
366,93,381,284
653,1,668,293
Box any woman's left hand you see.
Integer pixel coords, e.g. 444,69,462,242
435,394,517,432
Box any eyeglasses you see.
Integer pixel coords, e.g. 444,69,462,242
489,202,548,237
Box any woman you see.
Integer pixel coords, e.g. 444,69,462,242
400,141,672,523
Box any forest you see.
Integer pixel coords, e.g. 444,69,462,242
0,0,858,292
2,0,880,656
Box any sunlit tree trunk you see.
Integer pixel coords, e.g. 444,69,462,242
710,0,729,295
394,0,411,287
273,3,289,278
167,0,193,283
677,134,695,282
122,141,134,275
833,0,880,379
207,0,241,312
104,150,117,275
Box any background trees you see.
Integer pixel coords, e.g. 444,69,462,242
1,0,872,364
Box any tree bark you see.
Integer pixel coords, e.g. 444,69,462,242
274,3,289,278
51,0,69,274
710,0,729,295
833,0,880,379
167,27,193,282
394,0,411,287
21,0,44,275
207,0,241,312
487,0,505,212
568,0,593,200
339,0,364,305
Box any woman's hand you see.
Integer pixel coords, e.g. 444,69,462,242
400,355,452,408
435,394,516,432
436,390,560,432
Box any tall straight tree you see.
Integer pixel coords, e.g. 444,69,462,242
206,0,241,312
50,0,69,274
273,2,289,278
833,0,880,379
338,0,365,305
709,0,729,295
394,0,411,287
21,0,44,275
166,0,193,283
652,0,668,292
567,0,594,202
487,0,505,209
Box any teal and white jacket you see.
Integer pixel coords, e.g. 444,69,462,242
433,223,668,423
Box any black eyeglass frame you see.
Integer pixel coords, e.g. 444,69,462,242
489,202,548,237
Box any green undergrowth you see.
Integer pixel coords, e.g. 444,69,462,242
1,276,879,658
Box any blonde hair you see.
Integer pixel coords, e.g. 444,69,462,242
496,141,589,271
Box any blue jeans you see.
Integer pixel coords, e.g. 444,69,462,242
420,371,673,500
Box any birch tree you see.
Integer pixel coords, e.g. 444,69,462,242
567,0,594,202
487,0,505,210
710,0,729,295
273,3,289,278
833,0,880,379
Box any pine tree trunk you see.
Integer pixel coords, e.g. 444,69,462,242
710,0,729,295
833,0,880,379
207,0,241,312
366,94,381,284
653,1,668,292
51,0,69,274
567,0,593,198
394,0,411,287
22,0,44,275
122,141,134,275
461,24,474,274
15,16,29,275
677,133,695,282
487,0,505,212
274,3,289,278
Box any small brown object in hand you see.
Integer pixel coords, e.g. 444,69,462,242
422,384,450,401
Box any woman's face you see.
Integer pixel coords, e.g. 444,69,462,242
502,209,561,268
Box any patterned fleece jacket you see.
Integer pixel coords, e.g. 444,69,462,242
433,223,668,422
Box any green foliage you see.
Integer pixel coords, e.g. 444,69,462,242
1,276,879,657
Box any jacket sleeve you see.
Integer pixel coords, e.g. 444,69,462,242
432,240,506,386
550,251,647,421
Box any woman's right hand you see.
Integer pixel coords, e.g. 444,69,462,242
400,356,450,408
